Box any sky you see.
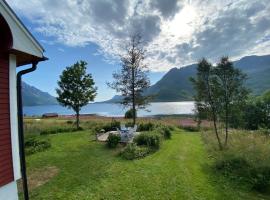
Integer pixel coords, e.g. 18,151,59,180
8,0,270,101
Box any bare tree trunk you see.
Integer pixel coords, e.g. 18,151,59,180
224,102,228,147
76,110,80,130
132,64,136,126
212,109,223,150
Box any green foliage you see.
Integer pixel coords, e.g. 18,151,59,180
203,131,270,193
66,120,74,124
25,129,267,199
134,132,161,149
107,133,121,148
158,126,172,139
107,34,151,125
242,91,270,130
191,57,249,149
180,125,200,132
250,166,270,192
40,127,82,135
215,157,250,177
99,120,120,132
125,109,137,119
137,122,155,131
111,119,121,130
120,143,150,160
146,55,270,102
56,61,97,129
25,136,51,155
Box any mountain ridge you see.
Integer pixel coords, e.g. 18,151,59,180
22,82,58,106
105,54,270,102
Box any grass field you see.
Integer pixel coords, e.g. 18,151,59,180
22,129,270,200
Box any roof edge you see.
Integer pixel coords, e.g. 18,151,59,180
2,0,45,53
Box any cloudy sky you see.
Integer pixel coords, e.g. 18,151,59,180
8,0,270,101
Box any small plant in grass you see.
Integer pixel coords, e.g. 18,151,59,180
158,126,172,139
180,125,199,132
110,119,120,131
250,166,270,192
25,136,51,155
134,132,161,149
66,120,74,124
40,127,82,135
120,143,150,160
107,133,121,148
137,122,155,131
215,157,250,177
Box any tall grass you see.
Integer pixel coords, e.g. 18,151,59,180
202,130,270,192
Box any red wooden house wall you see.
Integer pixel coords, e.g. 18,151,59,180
0,53,14,186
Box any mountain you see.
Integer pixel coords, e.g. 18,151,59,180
106,54,270,102
145,64,197,101
234,55,270,95
22,82,58,106
101,95,124,103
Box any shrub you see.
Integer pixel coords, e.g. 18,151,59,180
215,157,250,177
110,119,120,130
66,120,74,124
137,122,155,131
158,126,172,139
101,121,120,132
40,127,81,135
107,133,121,148
120,143,150,160
250,166,270,192
125,109,136,119
180,125,199,132
134,132,161,149
25,136,51,155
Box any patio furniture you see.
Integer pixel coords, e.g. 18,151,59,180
117,125,138,142
120,124,126,131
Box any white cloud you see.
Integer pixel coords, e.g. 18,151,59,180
8,0,270,72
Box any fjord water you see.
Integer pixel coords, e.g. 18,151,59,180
23,102,195,117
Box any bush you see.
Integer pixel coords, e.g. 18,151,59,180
134,132,161,149
215,157,250,177
158,126,172,139
100,120,120,132
66,120,74,124
180,125,199,132
120,143,150,160
137,122,155,131
107,133,121,148
250,166,270,192
110,119,120,130
40,127,82,135
25,136,51,155
204,131,270,193
125,109,136,119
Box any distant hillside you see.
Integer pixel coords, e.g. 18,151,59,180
145,64,197,102
106,55,270,102
101,95,124,103
22,82,57,106
234,55,270,95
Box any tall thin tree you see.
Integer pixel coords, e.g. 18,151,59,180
108,34,151,125
190,58,223,150
214,57,249,147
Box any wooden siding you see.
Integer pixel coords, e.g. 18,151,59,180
0,53,14,186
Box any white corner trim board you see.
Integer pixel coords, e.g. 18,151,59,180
9,54,21,181
0,181,19,200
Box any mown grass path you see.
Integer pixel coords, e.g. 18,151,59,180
25,130,269,200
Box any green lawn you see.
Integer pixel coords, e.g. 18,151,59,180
24,130,269,200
